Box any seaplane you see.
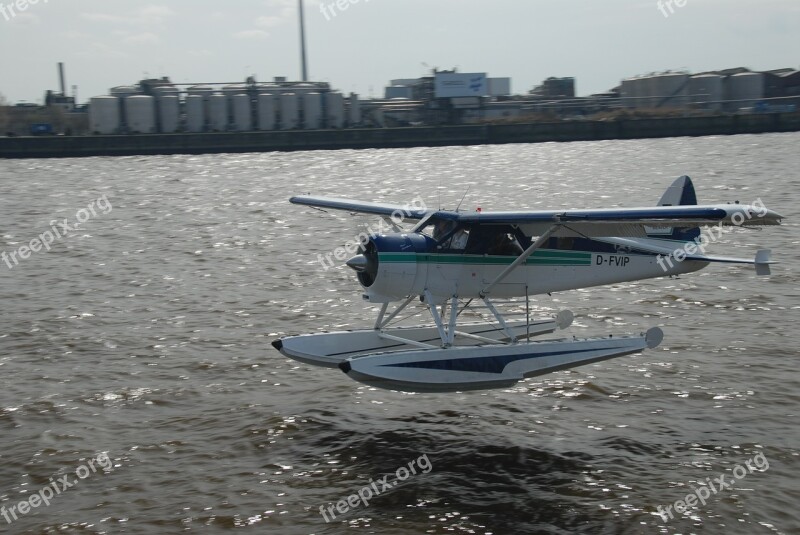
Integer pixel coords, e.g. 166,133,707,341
272,176,783,393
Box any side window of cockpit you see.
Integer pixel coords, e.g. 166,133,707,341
449,228,469,251
466,227,524,256
432,220,469,251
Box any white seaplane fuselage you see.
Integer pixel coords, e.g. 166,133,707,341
358,236,705,304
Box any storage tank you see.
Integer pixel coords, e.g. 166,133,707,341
258,93,276,130
348,93,361,126
186,95,205,132
89,96,120,135
208,93,228,131
232,94,252,131
620,78,638,108
688,74,724,109
280,93,299,130
303,92,322,129
125,95,156,133
641,76,659,108
651,73,689,108
326,92,345,129
728,72,765,103
158,95,180,133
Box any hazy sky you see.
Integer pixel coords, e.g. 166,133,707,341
1,0,798,103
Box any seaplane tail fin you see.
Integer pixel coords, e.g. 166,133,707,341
658,175,698,207
648,176,701,242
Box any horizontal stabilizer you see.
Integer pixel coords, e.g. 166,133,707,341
595,238,776,275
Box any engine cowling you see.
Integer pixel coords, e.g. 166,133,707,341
346,233,433,303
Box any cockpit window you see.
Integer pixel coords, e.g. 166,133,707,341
465,226,525,256
422,219,470,252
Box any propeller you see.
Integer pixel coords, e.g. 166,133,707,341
347,240,379,287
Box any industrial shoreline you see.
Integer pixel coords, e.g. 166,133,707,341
2,113,799,159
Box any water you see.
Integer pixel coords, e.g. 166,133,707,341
0,133,798,534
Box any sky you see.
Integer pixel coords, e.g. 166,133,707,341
0,0,798,104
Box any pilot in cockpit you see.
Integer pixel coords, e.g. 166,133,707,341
433,220,469,250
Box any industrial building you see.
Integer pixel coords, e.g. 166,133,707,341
619,68,799,113
373,70,513,126
88,76,361,135
5,65,798,138
4,0,796,136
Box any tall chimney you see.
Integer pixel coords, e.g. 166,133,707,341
298,0,308,81
58,62,66,96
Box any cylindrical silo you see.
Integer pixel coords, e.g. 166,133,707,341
232,94,252,131
158,95,180,133
208,93,228,131
688,74,725,110
727,72,765,103
348,93,361,126
89,96,120,135
620,78,637,108
326,92,345,129
303,92,322,129
652,73,689,108
125,95,156,134
280,93,299,130
186,95,205,132
643,77,657,107
258,93,276,130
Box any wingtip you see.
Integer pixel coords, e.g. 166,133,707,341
755,249,772,276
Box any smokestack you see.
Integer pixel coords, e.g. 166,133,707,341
58,62,66,96
298,0,308,81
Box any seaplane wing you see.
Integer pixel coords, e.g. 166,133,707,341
290,196,782,238
450,204,783,238
290,195,431,221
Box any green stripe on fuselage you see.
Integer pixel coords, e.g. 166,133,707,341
379,249,593,266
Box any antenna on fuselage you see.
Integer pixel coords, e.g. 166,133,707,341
455,185,471,212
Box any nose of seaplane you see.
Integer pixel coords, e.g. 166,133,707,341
346,238,380,288
345,233,433,301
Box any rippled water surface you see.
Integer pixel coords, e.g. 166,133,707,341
1,133,798,535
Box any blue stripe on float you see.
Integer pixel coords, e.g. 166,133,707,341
381,347,626,374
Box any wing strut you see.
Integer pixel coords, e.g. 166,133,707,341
480,223,561,298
